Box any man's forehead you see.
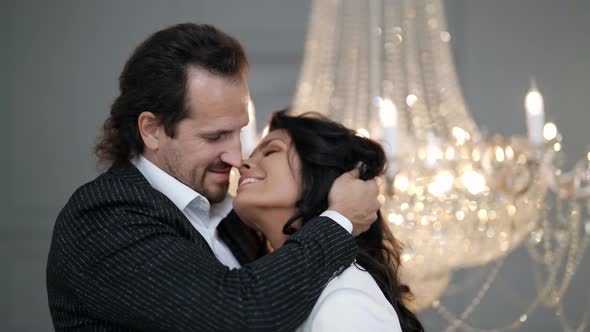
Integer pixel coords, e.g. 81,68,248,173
186,65,247,84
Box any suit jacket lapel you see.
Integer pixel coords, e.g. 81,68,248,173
107,162,214,255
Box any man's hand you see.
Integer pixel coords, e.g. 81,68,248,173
328,164,381,236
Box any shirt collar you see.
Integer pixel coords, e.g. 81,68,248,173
131,155,208,212
132,156,235,234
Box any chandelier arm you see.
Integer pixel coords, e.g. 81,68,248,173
436,259,504,332
443,268,489,297
531,196,582,306
436,289,545,332
436,240,587,332
545,155,590,201
555,293,590,332
549,202,583,302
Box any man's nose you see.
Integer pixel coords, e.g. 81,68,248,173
220,137,243,168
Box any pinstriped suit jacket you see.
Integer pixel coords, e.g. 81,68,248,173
46,163,357,331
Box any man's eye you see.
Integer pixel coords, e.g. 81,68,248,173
204,134,225,142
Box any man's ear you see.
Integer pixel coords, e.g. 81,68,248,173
138,112,161,151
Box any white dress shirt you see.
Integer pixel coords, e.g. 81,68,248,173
296,263,402,332
132,156,241,269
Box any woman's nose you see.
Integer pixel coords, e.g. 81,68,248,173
238,158,253,173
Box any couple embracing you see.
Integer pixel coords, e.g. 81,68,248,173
47,23,423,332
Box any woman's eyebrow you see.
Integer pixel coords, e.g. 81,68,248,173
249,138,283,158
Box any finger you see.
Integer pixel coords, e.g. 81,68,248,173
347,162,362,179
373,202,381,213
366,178,380,194
375,176,384,187
370,214,378,225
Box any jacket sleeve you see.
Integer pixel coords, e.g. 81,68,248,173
50,183,357,332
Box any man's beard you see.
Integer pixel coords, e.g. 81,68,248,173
200,180,229,204
163,150,230,204
201,161,232,203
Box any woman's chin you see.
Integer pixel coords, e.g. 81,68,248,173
232,196,255,223
232,193,247,212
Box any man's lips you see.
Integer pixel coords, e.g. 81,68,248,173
208,168,231,181
209,168,231,174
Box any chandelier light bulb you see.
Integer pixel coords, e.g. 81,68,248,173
379,98,400,158
495,146,505,162
406,94,418,107
525,89,544,116
379,98,398,127
543,122,558,141
428,171,455,196
425,143,443,167
357,128,370,138
461,170,487,195
451,127,471,145
260,125,270,139
388,213,404,225
525,80,546,145
505,146,515,160
394,174,410,192
241,98,258,156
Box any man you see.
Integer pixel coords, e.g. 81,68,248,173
47,23,380,331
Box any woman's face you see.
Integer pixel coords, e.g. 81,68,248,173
233,129,302,228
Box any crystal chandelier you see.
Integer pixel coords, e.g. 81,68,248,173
290,0,590,330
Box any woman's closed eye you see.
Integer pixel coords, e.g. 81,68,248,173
263,149,279,157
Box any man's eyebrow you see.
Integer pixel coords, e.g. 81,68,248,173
201,129,233,136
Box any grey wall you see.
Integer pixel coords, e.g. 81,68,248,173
2,0,589,331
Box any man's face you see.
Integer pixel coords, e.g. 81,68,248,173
153,66,250,203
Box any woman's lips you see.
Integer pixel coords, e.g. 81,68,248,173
239,177,260,187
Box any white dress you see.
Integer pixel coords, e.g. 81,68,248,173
296,263,403,332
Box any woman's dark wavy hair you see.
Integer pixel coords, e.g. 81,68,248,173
270,110,424,331
95,23,248,169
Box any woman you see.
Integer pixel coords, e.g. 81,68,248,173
233,110,424,331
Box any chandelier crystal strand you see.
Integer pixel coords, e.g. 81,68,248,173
548,200,580,303
402,0,434,141
354,1,371,132
435,279,550,332
339,0,362,128
442,259,506,332
442,267,488,297
556,301,590,332
527,184,589,306
382,0,410,140
291,0,340,116
428,0,479,135
368,0,382,137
